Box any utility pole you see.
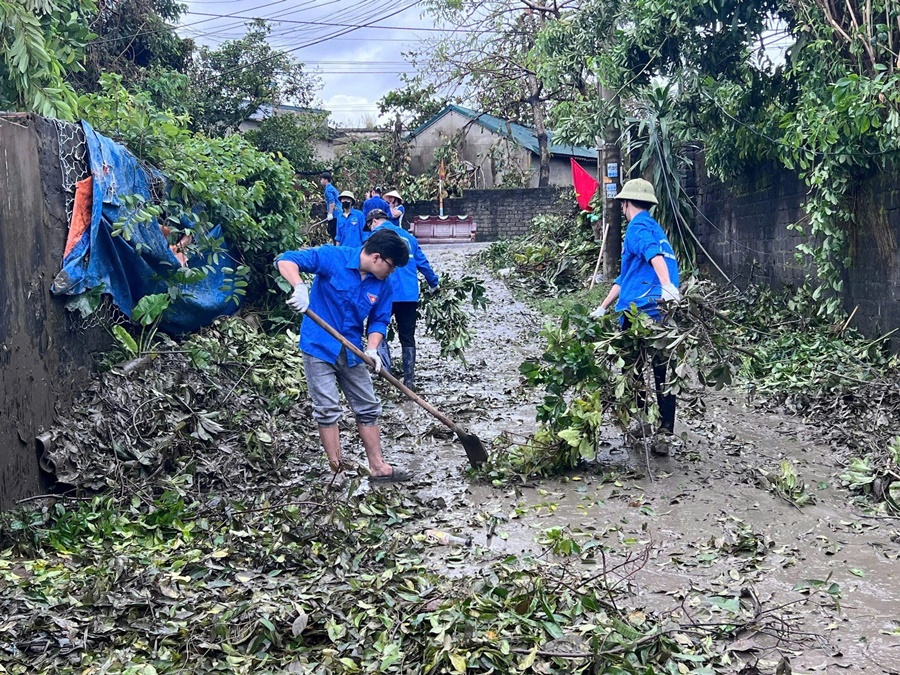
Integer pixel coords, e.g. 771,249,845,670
599,84,621,279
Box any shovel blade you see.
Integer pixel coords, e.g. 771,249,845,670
455,426,488,468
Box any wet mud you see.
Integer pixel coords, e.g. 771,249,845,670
347,243,900,674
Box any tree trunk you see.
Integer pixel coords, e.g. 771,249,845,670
527,72,550,187
600,84,621,278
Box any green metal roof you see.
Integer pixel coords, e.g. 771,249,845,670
408,104,598,161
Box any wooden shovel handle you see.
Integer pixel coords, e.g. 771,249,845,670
304,309,459,431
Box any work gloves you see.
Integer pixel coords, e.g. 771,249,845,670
427,285,440,295
589,305,607,319
286,282,309,313
326,212,334,221
364,348,383,374
660,282,681,303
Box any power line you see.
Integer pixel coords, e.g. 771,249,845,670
183,10,496,34
201,0,422,82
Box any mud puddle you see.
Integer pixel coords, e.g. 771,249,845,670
336,243,900,674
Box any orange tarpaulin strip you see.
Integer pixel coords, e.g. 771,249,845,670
64,176,93,259
571,158,598,211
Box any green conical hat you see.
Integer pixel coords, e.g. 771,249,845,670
615,178,658,205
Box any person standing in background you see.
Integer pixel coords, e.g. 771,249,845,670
335,191,365,248
320,171,340,243
362,186,391,220
383,190,405,229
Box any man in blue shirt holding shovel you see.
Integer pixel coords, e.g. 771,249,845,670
276,228,412,484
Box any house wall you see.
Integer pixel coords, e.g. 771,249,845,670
0,116,110,509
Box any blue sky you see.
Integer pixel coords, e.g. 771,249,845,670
179,1,436,127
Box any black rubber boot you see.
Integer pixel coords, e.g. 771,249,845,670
377,341,393,376
402,347,416,390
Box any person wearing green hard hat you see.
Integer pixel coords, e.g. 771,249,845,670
590,177,681,455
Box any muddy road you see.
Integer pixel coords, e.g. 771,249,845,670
362,243,900,674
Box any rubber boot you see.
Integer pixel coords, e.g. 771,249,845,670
376,341,393,376
402,346,416,390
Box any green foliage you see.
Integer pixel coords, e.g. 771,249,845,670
378,81,448,128
418,275,488,362
503,303,705,478
474,211,598,296
80,74,308,309
541,0,900,313
187,20,319,136
758,460,816,508
0,0,96,118
243,110,329,175
69,0,193,95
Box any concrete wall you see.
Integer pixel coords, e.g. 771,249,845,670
0,116,109,509
689,152,900,339
405,187,570,241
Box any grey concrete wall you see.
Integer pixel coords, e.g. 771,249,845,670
0,116,109,509
405,187,570,241
689,151,900,340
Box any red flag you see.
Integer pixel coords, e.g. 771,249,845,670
571,158,598,211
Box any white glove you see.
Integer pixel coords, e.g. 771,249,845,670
364,348,382,374
326,212,334,221
589,305,607,319
660,282,681,303
286,282,309,313
427,285,439,295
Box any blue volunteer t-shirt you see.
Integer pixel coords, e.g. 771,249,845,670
614,210,680,320
336,209,365,247
362,195,391,218
389,204,405,229
324,183,340,214
275,245,393,366
373,222,439,302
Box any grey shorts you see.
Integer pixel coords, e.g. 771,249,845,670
303,348,382,427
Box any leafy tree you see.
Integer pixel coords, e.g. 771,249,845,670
0,0,96,118
187,20,319,136
69,0,193,95
540,0,900,311
244,110,330,175
80,74,309,307
414,0,582,187
378,81,448,129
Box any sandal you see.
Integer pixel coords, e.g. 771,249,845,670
370,468,412,483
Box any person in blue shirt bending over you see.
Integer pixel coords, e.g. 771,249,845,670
589,178,681,456
383,190,406,229
276,229,412,485
320,171,340,242
335,191,365,248
367,209,439,391
362,186,391,220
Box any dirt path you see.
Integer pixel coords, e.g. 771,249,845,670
351,243,900,674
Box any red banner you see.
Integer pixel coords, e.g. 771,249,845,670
570,158,598,211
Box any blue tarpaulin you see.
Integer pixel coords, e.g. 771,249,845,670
51,121,240,333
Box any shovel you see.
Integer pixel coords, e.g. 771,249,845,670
304,309,489,468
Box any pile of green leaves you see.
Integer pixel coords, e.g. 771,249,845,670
486,295,716,479
1,318,783,674
0,485,770,674
41,316,309,492
840,436,900,515
418,275,488,362
474,211,600,296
